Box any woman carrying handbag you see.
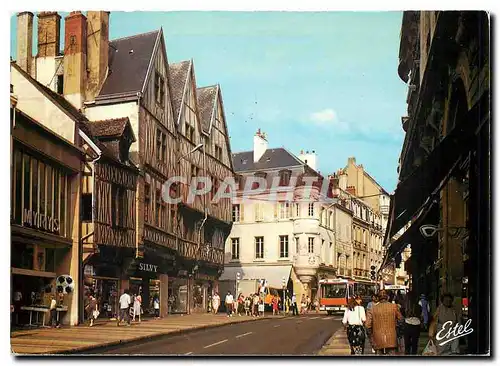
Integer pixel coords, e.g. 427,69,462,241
342,295,367,355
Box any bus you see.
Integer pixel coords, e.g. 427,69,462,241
318,278,378,315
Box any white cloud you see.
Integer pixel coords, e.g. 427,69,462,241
310,108,337,124
309,108,349,131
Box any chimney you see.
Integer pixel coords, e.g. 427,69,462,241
86,11,109,101
253,129,268,162
298,150,318,172
16,12,34,75
347,156,356,166
346,185,356,196
338,170,348,190
63,11,87,109
37,12,61,57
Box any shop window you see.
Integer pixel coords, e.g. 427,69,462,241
82,193,92,222
12,146,69,236
279,235,289,258
45,248,56,273
231,238,240,260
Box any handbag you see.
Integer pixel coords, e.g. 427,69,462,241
93,309,100,319
422,339,438,356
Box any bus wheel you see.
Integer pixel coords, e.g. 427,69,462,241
327,311,333,316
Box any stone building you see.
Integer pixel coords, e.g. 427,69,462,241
339,158,391,281
383,11,490,354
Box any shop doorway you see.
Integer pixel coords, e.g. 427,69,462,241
168,277,188,314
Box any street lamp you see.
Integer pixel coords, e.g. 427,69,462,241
236,272,241,297
281,276,286,314
177,143,203,163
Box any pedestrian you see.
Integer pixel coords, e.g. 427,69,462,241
366,293,379,312
285,295,291,315
153,294,160,319
300,294,307,315
418,294,431,331
132,292,142,322
272,295,279,315
314,297,320,314
429,293,460,355
365,290,403,355
291,293,298,316
117,289,132,326
225,291,234,317
342,296,366,355
237,293,244,316
85,293,98,327
49,295,61,328
244,296,251,316
306,295,311,312
13,289,22,326
404,303,422,355
212,292,220,314
253,293,259,317
258,299,265,317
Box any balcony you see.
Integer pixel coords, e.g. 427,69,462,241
338,267,353,277
293,254,320,284
293,217,319,235
353,268,369,278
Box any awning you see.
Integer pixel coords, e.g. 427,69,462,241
385,91,489,242
219,265,292,289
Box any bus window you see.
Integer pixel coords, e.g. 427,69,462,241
321,284,347,298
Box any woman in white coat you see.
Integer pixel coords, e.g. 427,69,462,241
132,292,142,322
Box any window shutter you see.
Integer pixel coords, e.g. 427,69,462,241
240,204,244,222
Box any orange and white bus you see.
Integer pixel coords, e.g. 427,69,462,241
318,278,378,315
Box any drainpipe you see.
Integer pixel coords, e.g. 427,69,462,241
78,130,102,323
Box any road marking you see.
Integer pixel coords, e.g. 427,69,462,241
203,339,228,349
273,325,280,328
296,320,303,323
235,332,253,339
310,316,320,320
184,352,193,355
323,317,333,320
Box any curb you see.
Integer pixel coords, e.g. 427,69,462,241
316,328,350,356
15,316,282,355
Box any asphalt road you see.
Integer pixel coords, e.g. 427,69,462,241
88,314,343,356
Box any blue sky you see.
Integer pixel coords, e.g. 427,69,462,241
10,11,407,191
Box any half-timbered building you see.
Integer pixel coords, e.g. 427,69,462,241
169,60,234,313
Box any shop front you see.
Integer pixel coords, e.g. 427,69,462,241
11,110,83,326
83,261,121,319
168,272,189,314
127,247,174,318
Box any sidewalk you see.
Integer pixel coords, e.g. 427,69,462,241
11,313,281,355
318,328,430,356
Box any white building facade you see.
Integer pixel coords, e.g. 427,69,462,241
221,130,353,302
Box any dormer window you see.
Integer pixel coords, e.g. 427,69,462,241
279,169,292,186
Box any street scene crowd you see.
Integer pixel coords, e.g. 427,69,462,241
342,289,461,356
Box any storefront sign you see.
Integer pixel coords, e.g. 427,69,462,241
22,209,60,234
139,263,158,273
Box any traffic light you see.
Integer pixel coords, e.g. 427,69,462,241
236,272,241,281
370,265,376,280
